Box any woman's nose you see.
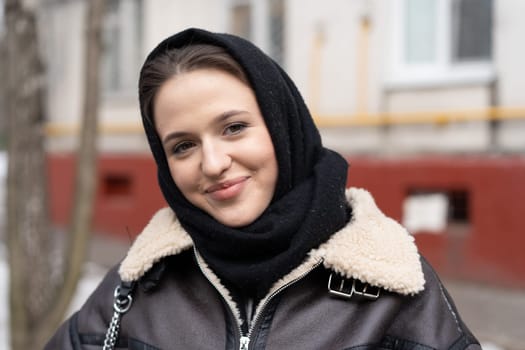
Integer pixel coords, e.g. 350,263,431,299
201,141,231,177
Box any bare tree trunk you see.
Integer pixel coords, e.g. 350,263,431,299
4,0,106,348
35,0,105,345
5,0,52,348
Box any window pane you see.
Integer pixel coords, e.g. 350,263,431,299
268,0,285,65
231,4,252,40
404,0,437,63
102,0,121,92
452,0,492,62
101,0,142,93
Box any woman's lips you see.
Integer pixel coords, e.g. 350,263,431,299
205,176,249,201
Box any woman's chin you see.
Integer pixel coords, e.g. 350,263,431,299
211,209,262,228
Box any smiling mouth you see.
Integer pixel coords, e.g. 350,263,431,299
205,176,250,200
205,176,249,193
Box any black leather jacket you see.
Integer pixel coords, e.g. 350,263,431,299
45,188,481,350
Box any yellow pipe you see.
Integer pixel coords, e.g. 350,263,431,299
313,107,525,127
45,122,144,137
308,25,324,115
45,106,525,136
356,14,371,115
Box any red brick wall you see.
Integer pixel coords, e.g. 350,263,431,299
346,156,525,289
48,154,164,239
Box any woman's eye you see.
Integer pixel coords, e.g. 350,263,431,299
172,141,195,155
224,123,247,136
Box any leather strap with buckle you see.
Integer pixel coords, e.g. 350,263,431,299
327,273,380,300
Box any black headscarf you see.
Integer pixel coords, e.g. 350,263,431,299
139,28,349,298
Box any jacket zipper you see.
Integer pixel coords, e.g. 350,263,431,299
239,336,250,350
193,248,245,348
194,248,322,350
243,258,323,347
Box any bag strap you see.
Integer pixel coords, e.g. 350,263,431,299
102,280,136,350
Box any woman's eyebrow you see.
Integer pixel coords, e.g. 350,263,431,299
162,110,249,145
162,131,188,146
215,110,248,123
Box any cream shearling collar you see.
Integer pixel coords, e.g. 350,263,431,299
119,187,425,295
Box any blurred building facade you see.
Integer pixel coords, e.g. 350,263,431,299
40,0,524,288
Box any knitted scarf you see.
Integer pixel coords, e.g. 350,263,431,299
139,28,349,298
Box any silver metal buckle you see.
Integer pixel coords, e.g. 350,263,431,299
328,273,380,300
113,285,133,313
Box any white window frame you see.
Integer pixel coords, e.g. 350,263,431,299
225,0,285,65
226,0,268,49
101,0,142,97
387,0,494,88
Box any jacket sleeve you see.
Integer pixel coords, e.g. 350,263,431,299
435,268,482,350
44,266,121,350
388,257,482,350
44,312,82,350
44,317,70,349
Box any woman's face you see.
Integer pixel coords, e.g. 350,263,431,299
154,68,278,227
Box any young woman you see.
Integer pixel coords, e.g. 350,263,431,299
46,28,480,350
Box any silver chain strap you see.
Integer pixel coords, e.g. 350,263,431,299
103,285,133,350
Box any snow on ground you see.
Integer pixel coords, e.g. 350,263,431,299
0,152,6,230
0,246,9,350
0,151,106,348
0,151,108,348
0,244,105,350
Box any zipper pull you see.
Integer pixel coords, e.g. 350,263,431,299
239,336,250,350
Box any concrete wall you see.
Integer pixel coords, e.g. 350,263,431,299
40,1,86,127
40,1,146,153
39,0,525,155
287,0,363,114
142,0,227,56
493,0,525,152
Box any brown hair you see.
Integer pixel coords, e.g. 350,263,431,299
139,44,249,124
